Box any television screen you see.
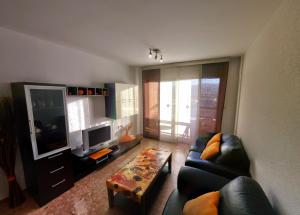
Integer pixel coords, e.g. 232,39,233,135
88,126,111,147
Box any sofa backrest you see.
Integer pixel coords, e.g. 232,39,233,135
219,176,274,215
215,134,250,172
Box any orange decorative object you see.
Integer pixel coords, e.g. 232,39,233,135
89,148,112,160
88,90,93,95
119,123,136,143
78,89,84,95
119,134,135,143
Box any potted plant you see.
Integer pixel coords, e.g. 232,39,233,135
0,97,25,208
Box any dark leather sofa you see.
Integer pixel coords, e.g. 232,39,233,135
186,133,250,179
162,166,275,215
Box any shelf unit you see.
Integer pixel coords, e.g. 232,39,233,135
67,86,108,96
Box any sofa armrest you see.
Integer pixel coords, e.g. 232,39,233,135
162,189,187,215
177,166,230,198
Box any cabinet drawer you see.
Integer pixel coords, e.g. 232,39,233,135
37,175,73,206
36,150,72,172
34,149,74,205
36,149,73,183
38,163,72,186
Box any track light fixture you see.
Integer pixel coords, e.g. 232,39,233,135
148,48,164,63
148,49,152,58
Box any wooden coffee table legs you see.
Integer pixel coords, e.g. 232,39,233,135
107,187,147,214
141,195,147,215
168,154,172,173
107,187,114,208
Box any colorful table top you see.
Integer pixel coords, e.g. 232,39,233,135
106,148,171,202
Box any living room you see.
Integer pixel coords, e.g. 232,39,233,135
0,0,299,215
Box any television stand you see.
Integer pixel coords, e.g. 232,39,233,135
71,135,142,180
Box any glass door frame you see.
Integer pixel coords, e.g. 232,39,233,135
159,80,176,142
24,85,70,160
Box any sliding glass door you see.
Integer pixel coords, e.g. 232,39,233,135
159,66,201,143
143,62,228,143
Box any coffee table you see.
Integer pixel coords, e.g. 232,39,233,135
106,148,172,214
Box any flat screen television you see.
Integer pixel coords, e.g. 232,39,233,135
82,122,112,153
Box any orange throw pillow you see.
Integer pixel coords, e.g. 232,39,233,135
206,133,222,147
183,191,220,215
200,141,220,160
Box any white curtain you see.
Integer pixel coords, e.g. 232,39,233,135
159,65,202,144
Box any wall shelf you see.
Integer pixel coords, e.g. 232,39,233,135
67,86,108,96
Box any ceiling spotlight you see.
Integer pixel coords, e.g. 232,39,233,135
148,49,152,58
160,55,163,63
148,48,164,63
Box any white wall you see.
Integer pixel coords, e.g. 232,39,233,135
0,27,136,200
236,0,300,214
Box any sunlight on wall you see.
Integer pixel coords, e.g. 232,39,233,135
67,98,88,132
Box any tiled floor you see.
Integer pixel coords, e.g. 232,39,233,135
0,138,190,215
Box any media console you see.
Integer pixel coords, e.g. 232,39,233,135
72,135,142,180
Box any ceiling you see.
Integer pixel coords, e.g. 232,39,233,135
0,0,282,66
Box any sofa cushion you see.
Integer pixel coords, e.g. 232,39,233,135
200,142,220,160
215,135,250,172
190,133,233,153
183,191,220,215
190,136,210,152
207,133,222,147
185,151,249,179
221,133,232,141
219,176,274,215
189,144,200,152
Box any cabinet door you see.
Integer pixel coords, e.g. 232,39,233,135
115,83,127,118
25,85,70,160
127,85,136,116
115,83,137,118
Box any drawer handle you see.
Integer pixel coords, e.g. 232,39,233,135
48,153,63,159
49,166,64,174
51,179,66,188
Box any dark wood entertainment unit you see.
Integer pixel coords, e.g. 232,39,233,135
11,83,74,206
72,135,142,180
11,82,142,206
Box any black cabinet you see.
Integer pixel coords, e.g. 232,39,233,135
35,150,74,205
72,136,142,180
11,82,74,206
